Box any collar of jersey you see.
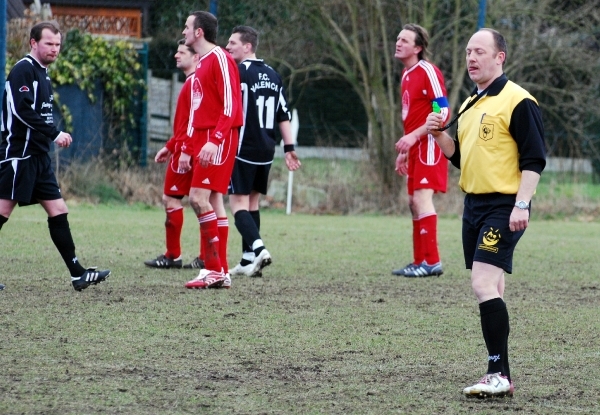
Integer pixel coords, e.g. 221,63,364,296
469,73,508,98
26,54,47,70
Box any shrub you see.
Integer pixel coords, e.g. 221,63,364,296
51,30,145,161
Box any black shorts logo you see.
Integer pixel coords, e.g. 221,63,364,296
479,227,501,253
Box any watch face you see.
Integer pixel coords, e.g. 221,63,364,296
516,201,528,209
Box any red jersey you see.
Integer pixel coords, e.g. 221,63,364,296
165,74,192,154
185,47,243,155
401,60,449,135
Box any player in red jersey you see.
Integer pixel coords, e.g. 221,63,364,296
144,39,201,270
179,11,243,289
393,24,450,278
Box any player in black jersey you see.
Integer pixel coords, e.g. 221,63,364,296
0,21,110,291
226,26,301,277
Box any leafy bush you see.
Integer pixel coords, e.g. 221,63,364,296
51,30,145,162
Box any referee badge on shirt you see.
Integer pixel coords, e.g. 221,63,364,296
479,114,496,142
479,227,501,253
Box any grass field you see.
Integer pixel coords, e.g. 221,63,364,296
1,204,599,414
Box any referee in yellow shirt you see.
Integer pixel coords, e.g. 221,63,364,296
426,28,546,398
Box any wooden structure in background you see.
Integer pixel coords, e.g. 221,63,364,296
21,0,154,38
51,5,142,38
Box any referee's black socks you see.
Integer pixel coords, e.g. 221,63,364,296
479,297,511,380
48,213,86,277
0,214,7,230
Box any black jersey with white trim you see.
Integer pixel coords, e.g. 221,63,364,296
1,55,60,161
237,59,291,164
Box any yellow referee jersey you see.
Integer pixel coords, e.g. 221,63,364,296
453,75,546,194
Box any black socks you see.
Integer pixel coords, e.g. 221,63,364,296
235,210,262,265
48,213,86,277
479,297,510,380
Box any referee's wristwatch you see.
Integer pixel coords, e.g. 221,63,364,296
514,200,530,210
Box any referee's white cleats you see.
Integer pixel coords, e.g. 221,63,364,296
463,372,514,398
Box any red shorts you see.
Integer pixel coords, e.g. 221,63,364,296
406,135,448,196
190,128,239,194
163,142,193,197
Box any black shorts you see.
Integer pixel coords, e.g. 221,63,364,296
462,193,527,274
0,153,62,206
228,159,271,195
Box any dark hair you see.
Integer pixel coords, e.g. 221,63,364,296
190,11,217,44
178,38,196,54
479,28,507,66
403,23,429,60
30,21,61,43
232,25,259,53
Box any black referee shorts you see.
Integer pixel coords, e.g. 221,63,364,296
228,158,271,195
0,153,62,206
462,193,527,274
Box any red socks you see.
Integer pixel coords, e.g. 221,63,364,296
198,211,221,271
165,207,184,259
418,213,440,265
217,217,229,274
412,218,424,265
